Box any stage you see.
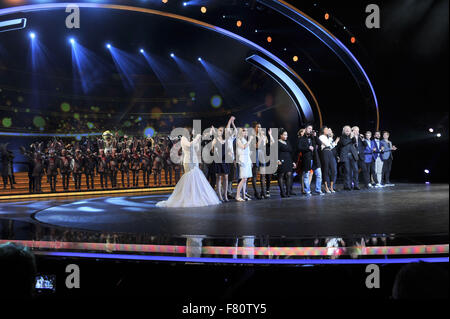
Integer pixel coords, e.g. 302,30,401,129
0,183,448,238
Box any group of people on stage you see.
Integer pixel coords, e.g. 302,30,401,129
1,116,397,205
1,133,183,193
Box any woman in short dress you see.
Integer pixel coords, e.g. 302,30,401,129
236,127,254,202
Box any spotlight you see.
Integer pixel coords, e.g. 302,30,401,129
69,38,75,45
293,56,299,62
437,133,442,138
106,43,111,49
267,36,272,43
201,6,207,13
140,49,144,54
350,37,356,43
183,2,187,6
29,32,35,39
424,169,430,174
255,29,258,33
197,57,202,61
429,128,434,133
162,0,168,3
170,53,175,57
324,13,330,20
236,20,242,27
308,68,312,72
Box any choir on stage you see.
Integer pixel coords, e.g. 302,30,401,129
0,118,397,199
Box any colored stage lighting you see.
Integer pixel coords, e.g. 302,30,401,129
424,169,430,174
201,6,207,13
170,53,175,57
106,43,111,49
29,32,35,39
183,2,187,6
350,37,356,43
197,57,202,61
236,20,242,27
140,49,144,53
210,95,222,108
267,36,272,43
69,38,75,45
162,0,168,3
324,13,330,20
293,56,299,62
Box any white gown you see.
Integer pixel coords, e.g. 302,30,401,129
156,135,221,208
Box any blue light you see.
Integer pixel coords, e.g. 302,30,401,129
140,48,144,53
183,2,187,6
170,52,175,57
197,57,202,61
106,43,111,49
69,38,75,45
29,32,35,39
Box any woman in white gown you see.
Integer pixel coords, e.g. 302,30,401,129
156,130,221,208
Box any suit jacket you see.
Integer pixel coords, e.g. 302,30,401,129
338,135,358,161
372,139,382,160
380,140,394,161
297,135,322,171
363,140,375,163
355,136,368,162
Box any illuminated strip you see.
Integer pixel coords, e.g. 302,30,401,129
0,131,102,137
32,251,450,264
259,0,379,130
0,2,322,126
247,54,313,123
0,18,26,32
1,240,447,257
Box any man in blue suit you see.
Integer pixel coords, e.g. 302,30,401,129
381,131,397,186
363,131,376,188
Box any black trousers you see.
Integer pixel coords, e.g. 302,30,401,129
321,150,337,184
343,155,359,189
2,176,14,189
121,170,130,188
142,169,151,186
382,157,393,184
85,173,95,189
363,161,376,185
110,171,118,188
357,159,368,187
28,174,34,193
164,167,172,185
132,170,140,187
33,175,42,192
174,167,181,184
100,172,108,188
73,173,82,190
277,171,293,196
61,172,70,190
48,175,57,192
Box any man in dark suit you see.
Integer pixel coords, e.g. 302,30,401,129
297,125,323,195
352,126,369,188
338,125,359,190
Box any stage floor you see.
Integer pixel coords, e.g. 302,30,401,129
1,183,448,238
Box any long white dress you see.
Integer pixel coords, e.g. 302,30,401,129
156,135,221,208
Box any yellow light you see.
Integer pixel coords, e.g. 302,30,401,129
162,0,168,3
293,56,299,62
201,6,207,13
236,20,242,27
324,13,330,20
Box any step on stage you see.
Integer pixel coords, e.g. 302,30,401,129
0,183,448,262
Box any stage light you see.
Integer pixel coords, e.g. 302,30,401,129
106,43,111,49
424,169,430,174
429,128,434,133
183,2,187,6
324,13,330,20
140,49,144,54
197,57,202,61
29,32,35,39
293,56,299,62
162,0,168,3
236,20,242,27
267,36,272,43
308,68,312,71
200,6,207,13
170,53,175,57
437,133,442,138
69,38,75,45
350,37,356,43
255,29,258,33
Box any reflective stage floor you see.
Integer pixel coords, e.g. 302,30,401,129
0,183,448,263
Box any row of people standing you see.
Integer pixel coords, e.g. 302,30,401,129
276,124,397,197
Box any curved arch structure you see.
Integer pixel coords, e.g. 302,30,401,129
259,0,380,130
0,2,322,126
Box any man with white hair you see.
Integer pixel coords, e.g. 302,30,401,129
338,125,359,190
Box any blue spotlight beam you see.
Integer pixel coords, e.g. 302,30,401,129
107,45,143,91
0,3,325,125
